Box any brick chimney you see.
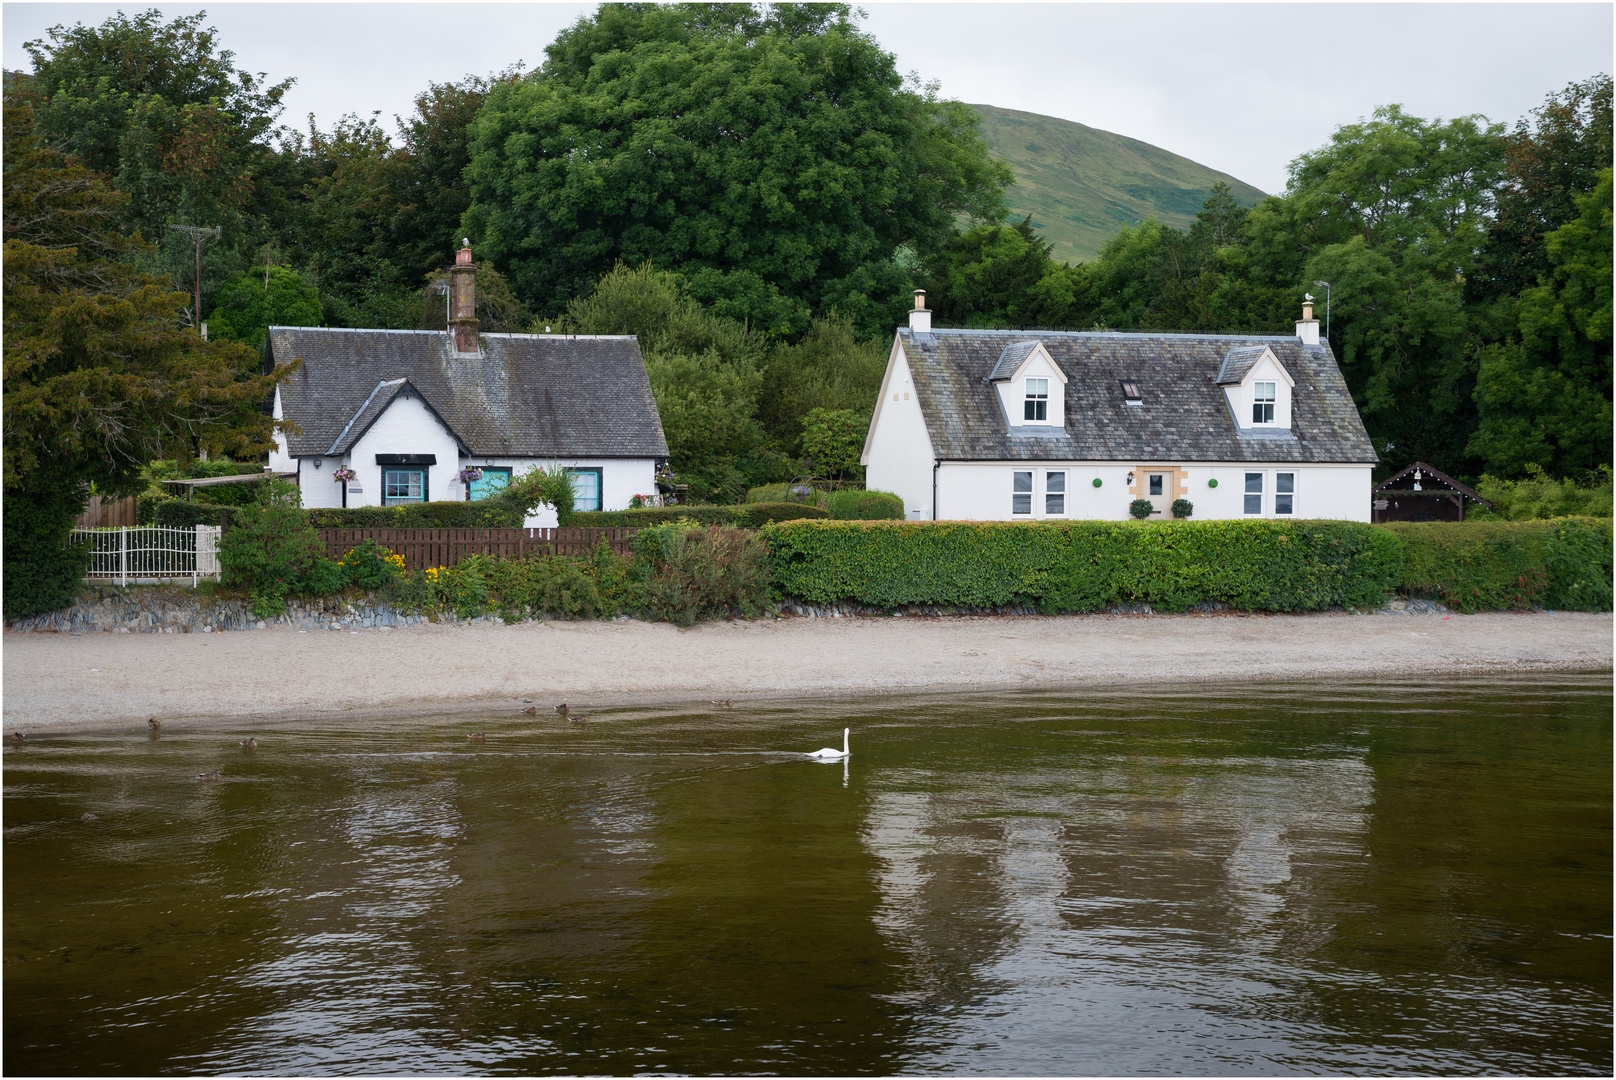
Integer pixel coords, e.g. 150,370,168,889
908,289,931,333
450,238,478,354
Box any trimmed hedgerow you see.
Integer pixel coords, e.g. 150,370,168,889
823,489,904,520
138,494,236,528
570,503,829,528
1384,517,1612,612
761,519,1404,613
306,502,525,529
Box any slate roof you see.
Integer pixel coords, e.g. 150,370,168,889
1216,345,1274,386
269,328,668,459
897,328,1376,464
989,340,1042,381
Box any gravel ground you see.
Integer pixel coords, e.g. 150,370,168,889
3,610,1610,734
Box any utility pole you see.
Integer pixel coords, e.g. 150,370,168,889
172,225,221,334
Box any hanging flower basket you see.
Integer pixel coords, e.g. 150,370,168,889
332,467,357,482
457,467,483,485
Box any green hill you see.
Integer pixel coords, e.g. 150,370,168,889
971,104,1268,263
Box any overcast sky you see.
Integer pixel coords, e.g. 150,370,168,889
4,2,1611,194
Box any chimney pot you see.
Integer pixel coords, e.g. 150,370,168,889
450,242,479,353
914,289,927,311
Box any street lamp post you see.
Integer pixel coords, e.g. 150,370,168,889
1312,280,1331,343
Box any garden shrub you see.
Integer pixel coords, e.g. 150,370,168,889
823,489,904,520
762,519,1404,614
571,503,828,528
3,475,93,618
1469,465,1613,521
635,523,771,626
139,494,235,528
296,555,349,596
1384,517,1612,612
216,480,323,618
339,539,405,590
1172,499,1194,519
1129,499,1154,520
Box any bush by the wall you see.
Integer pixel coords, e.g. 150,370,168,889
3,477,93,618
571,503,829,528
306,502,523,529
1384,517,1612,612
762,519,1404,613
634,523,772,626
824,489,904,520
216,480,324,618
138,494,235,528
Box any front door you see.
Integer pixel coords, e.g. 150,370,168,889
1145,471,1172,517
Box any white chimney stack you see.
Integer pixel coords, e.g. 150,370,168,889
908,289,932,333
1296,298,1320,345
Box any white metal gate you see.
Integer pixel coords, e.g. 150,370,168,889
71,525,223,585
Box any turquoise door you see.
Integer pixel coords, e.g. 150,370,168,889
469,468,511,501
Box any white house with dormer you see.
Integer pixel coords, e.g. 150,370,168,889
862,295,1376,522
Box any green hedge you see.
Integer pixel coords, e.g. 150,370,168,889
744,484,904,520
571,503,830,528
1384,517,1612,612
306,502,523,529
762,519,1404,613
138,494,236,528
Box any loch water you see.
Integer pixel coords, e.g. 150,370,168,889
4,673,1610,1076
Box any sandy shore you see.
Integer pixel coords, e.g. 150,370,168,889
3,610,1609,733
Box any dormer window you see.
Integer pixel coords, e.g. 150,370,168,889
1024,378,1048,421
1121,380,1142,405
1253,382,1276,424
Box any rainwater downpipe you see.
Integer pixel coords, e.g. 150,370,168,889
932,459,939,521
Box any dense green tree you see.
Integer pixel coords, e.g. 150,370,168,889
463,2,1011,327
1469,75,1613,307
756,314,887,453
207,264,322,353
3,100,287,616
1469,169,1613,476
924,216,1057,328
799,407,865,480
21,9,293,297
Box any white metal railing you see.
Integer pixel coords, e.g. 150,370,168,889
71,525,222,585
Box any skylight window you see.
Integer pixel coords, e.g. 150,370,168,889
1121,380,1142,405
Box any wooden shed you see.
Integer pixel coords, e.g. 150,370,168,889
1372,461,1491,523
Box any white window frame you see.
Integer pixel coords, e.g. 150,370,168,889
1243,471,1264,515
1275,471,1295,516
1024,378,1049,422
1012,470,1033,515
1253,382,1276,425
1044,470,1066,516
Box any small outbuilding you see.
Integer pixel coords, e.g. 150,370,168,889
1372,462,1491,523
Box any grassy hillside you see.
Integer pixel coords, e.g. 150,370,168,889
972,104,1268,263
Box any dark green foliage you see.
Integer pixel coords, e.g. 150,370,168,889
139,495,235,528
3,475,93,618
463,3,1010,325
337,539,404,590
800,408,866,480
296,555,349,597
207,266,322,354
823,489,904,520
1129,499,1154,520
1385,518,1612,612
634,524,772,627
305,502,523,529
215,481,323,617
1172,499,1194,519
762,519,1404,614
571,504,829,528
1470,465,1613,520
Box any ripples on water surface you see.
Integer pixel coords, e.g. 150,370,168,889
4,673,1610,1075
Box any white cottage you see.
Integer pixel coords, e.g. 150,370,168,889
863,295,1377,522
267,243,668,524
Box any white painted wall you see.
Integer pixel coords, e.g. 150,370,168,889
1223,352,1296,431
993,346,1067,428
450,457,658,527
863,341,936,520
939,461,1372,522
268,387,294,473
341,393,462,507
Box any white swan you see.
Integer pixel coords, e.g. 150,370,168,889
807,728,850,760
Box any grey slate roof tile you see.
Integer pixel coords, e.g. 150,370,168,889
270,328,669,459
989,340,1041,380
1216,345,1273,385
900,329,1376,464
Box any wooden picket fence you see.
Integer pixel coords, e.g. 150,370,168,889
317,527,639,572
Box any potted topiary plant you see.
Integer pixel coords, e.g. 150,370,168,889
1172,498,1194,519
1129,498,1154,520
